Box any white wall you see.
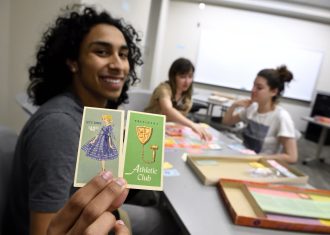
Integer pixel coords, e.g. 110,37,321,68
82,0,151,45
82,0,152,89
3,0,81,133
141,0,170,90
2,0,150,133
0,0,11,128
156,1,330,131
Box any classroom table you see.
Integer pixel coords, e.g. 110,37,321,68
162,128,316,235
193,94,232,121
302,116,330,164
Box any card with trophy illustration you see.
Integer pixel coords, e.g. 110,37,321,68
74,107,125,187
121,111,165,191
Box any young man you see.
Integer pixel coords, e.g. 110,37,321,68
3,5,150,235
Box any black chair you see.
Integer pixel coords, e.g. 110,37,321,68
189,102,208,122
0,125,18,234
305,92,330,145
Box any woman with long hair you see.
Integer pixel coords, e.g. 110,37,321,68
145,58,211,141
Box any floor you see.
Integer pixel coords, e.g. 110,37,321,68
295,138,330,190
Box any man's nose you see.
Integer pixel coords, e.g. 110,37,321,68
108,54,123,69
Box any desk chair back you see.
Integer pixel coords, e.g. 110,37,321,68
121,89,152,112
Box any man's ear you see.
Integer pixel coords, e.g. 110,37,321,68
66,59,78,73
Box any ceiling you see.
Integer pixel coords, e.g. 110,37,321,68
174,0,330,24
280,0,330,9
177,0,330,9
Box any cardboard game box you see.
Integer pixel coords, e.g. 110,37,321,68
186,155,308,185
218,179,330,233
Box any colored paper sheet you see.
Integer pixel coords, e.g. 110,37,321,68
250,189,330,220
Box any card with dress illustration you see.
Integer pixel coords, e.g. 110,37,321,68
74,107,124,187
121,111,165,191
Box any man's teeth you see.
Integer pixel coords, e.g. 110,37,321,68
103,78,120,84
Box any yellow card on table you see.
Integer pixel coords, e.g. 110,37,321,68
163,162,173,169
249,162,265,168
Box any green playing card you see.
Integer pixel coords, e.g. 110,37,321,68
121,111,165,190
74,107,124,187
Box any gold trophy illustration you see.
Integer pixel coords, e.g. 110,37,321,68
150,145,158,162
136,126,158,163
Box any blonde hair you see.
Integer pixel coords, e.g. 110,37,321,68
102,114,113,122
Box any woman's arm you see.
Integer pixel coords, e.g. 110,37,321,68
108,132,114,149
264,137,298,164
159,96,211,141
222,99,251,126
109,126,117,149
108,137,114,149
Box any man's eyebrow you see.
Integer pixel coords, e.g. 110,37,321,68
88,41,128,50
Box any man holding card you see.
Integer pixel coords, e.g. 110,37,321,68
3,4,177,235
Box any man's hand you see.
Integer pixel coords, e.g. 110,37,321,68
47,171,129,235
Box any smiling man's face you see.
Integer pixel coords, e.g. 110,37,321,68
70,23,130,107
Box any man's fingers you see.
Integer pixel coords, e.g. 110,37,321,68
69,178,127,234
82,211,117,235
108,187,129,212
48,171,113,233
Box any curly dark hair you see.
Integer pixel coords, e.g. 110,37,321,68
28,4,143,108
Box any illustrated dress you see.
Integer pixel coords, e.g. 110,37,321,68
81,125,118,160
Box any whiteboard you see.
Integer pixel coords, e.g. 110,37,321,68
195,29,323,101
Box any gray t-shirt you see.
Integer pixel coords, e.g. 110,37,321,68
3,92,83,234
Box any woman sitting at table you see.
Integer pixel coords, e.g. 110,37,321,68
222,65,298,163
144,58,211,141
